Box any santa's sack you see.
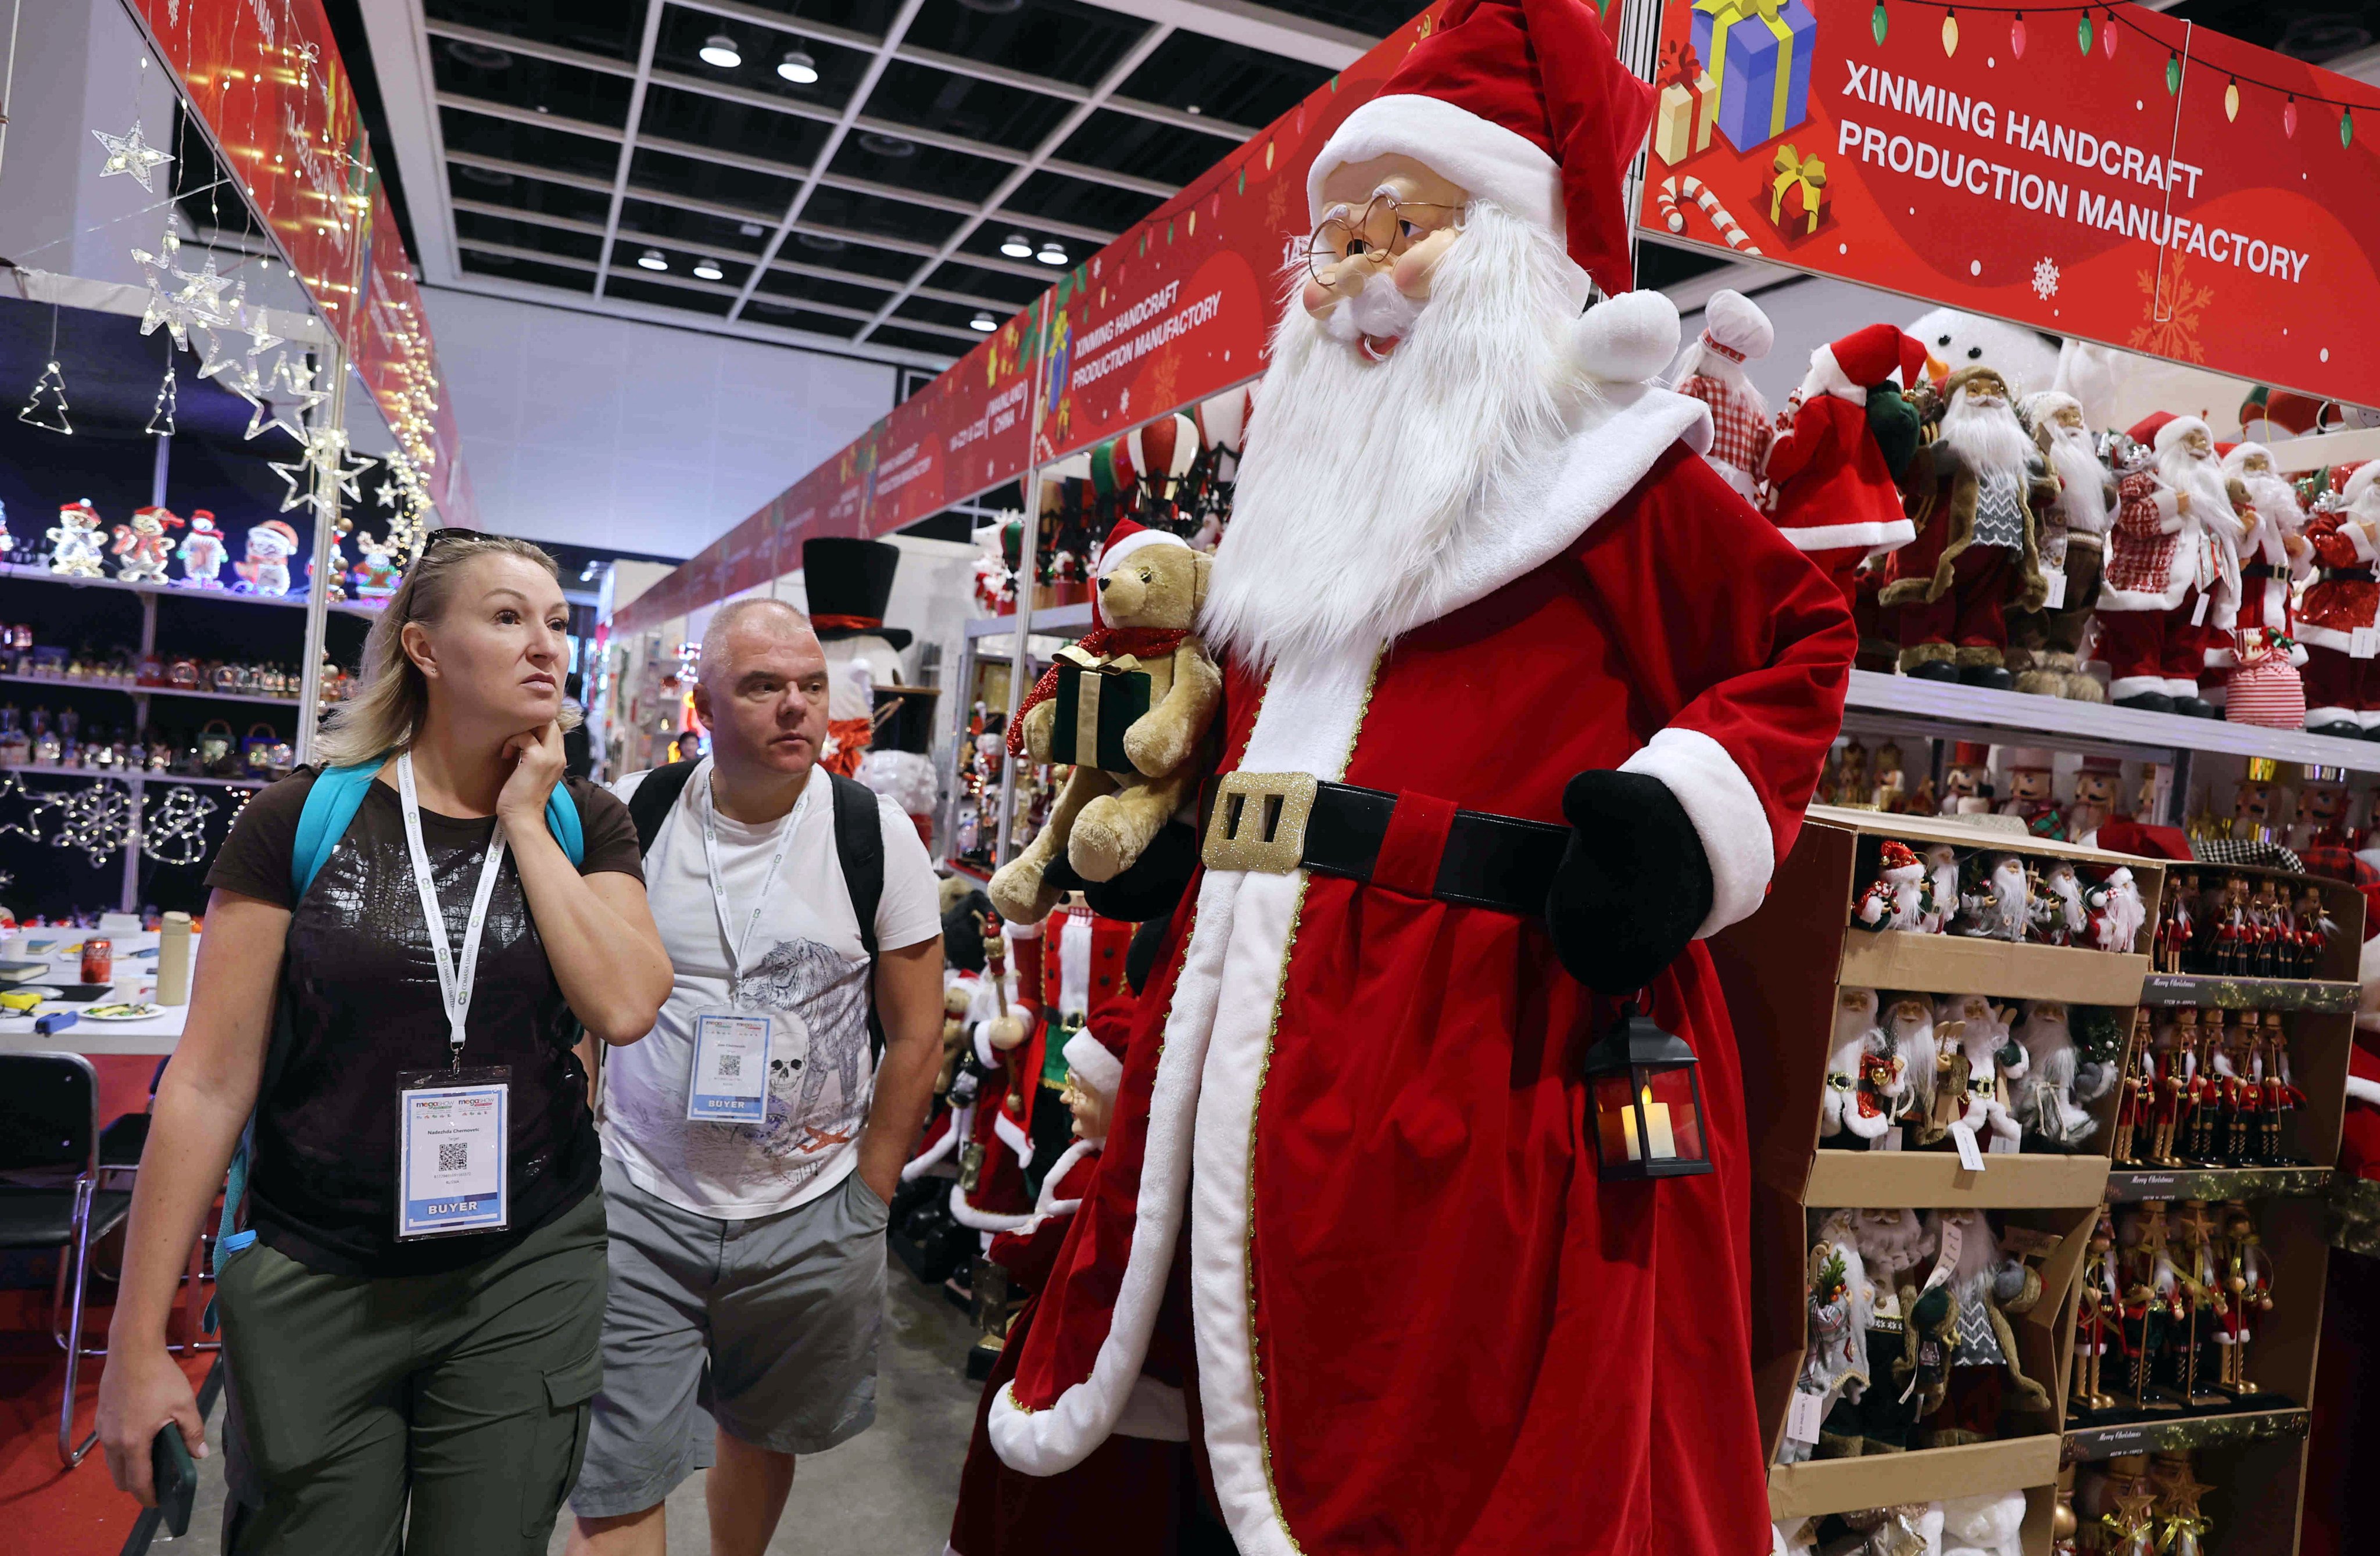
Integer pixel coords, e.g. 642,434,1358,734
2227,631,2306,729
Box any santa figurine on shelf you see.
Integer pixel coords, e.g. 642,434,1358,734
2096,414,2241,716
2218,442,2313,654
1670,288,1772,500
109,505,181,585
175,510,228,589
1763,323,1922,608
232,519,300,597
2007,392,2113,700
980,3,1854,1551
1883,366,2054,687
2295,464,2380,739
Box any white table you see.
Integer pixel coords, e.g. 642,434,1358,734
0,935,194,1055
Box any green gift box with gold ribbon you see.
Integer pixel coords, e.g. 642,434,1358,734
1692,0,1817,155
1049,644,1164,775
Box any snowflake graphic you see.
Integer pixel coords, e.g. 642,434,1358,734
2031,257,2060,299
2127,254,2216,364
1119,387,1132,416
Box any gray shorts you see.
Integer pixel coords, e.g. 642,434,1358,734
570,1156,890,1519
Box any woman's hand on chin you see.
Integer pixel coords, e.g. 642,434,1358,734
497,721,567,829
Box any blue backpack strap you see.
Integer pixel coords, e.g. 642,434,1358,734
545,781,585,867
291,760,384,898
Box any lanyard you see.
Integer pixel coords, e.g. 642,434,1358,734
396,751,511,1068
696,762,801,981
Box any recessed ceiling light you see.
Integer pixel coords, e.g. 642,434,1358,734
796,231,845,253
958,0,1022,12
1186,105,1201,116
857,131,916,157
534,105,550,114
446,40,515,70
693,257,725,281
969,311,997,332
458,164,514,187
698,34,742,69
999,232,1033,259
636,248,668,271
777,49,819,84
1036,242,1067,266
738,221,765,237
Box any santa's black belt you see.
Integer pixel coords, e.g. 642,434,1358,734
1200,770,1569,915
2242,563,2281,579
2321,566,2375,583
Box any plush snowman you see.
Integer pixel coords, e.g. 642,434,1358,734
234,519,301,597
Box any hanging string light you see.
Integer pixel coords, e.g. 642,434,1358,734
2166,49,2182,96
1941,7,1959,57
2010,12,2025,58
2345,107,2357,148
1873,0,1888,45
2075,9,2090,55
2284,94,2299,139
2225,76,2239,122
2103,7,2117,57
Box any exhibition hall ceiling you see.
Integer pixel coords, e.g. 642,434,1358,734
344,0,1391,368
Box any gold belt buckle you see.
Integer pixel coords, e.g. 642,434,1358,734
1202,770,1319,874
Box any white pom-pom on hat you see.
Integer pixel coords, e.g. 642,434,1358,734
1570,289,1679,385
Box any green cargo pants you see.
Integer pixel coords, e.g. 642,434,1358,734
215,1189,609,1555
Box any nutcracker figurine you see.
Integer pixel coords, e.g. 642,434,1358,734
2290,765,2355,858
2147,1011,2195,1166
2217,1199,2278,1402
2229,758,2286,844
1998,747,2066,838
2113,1009,2153,1165
2163,1201,2232,1408
1939,740,1995,816
2117,1202,2182,1415
2261,1010,2309,1164
2066,754,2126,846
2071,1211,2122,1418
2156,872,2198,974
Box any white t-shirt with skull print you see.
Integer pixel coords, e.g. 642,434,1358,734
604,759,942,1218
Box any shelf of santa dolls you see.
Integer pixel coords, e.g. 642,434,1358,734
2064,1407,2310,1464
2138,976,2358,1014
0,564,383,618
1804,1150,2111,1210
1845,668,2380,775
0,671,309,709
0,762,268,790
2104,1166,2336,1203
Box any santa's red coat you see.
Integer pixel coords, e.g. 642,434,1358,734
1764,389,1914,554
986,400,1855,1556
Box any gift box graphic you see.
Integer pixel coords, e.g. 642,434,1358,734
1692,0,1817,154
1652,40,1719,166
1049,644,1162,774
1766,142,1828,236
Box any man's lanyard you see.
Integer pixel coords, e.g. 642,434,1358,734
396,751,511,1069
697,763,800,982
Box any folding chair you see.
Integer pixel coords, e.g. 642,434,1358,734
0,1052,135,1466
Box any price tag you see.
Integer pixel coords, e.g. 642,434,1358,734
1949,1120,1987,1172
688,1011,775,1123
1987,1131,2020,1155
1874,1124,1903,1151
1785,1389,1826,1446
2354,626,2380,661
2041,568,2067,610
396,1069,510,1240
2192,591,2212,628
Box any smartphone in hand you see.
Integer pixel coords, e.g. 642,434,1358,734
151,1422,196,1537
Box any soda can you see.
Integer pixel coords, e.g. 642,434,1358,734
81,938,112,985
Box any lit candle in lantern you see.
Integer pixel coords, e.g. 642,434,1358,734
1622,1085,1678,1162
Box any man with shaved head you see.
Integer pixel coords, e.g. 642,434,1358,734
571,595,945,1556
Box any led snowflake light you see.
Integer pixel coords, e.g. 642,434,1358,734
92,120,173,191
2031,257,2060,299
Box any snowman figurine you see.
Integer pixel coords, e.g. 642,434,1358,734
47,500,108,577
177,510,230,588
233,519,301,597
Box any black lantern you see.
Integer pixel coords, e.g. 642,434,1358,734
1583,1002,1713,1181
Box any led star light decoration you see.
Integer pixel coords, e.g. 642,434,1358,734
93,120,173,192
271,426,373,517
132,230,198,349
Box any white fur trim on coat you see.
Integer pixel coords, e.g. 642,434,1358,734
2347,1074,2380,1107
1778,517,1916,551
903,1104,968,1181
949,1181,1034,1234
1097,528,1187,577
1063,1031,1124,1099
1035,1138,1100,1217
993,1108,1035,1166
1619,726,1777,937
1307,94,1579,302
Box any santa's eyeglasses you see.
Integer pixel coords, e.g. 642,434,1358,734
1306,194,1462,284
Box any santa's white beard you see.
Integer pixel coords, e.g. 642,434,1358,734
1317,269,1425,346
1942,1211,2005,1287
2044,426,2110,535
2242,471,2303,538
1201,202,1583,672
2160,446,2232,526
1853,1209,1932,1279
1938,392,2033,478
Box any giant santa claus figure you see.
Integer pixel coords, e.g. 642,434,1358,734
982,3,1857,1553
1763,323,1924,607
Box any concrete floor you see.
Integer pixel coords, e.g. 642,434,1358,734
174,1271,982,1555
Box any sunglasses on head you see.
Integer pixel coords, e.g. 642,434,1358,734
418,526,487,554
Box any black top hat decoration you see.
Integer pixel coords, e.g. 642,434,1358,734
802,537,911,650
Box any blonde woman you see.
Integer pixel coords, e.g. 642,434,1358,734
96,533,671,1552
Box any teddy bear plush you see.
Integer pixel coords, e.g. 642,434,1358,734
989,519,1221,924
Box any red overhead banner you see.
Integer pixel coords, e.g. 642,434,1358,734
126,0,469,520
1635,0,2380,405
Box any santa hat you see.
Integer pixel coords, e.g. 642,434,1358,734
59,499,99,524
2221,441,2271,475
188,509,219,532
1062,1029,1126,1101
132,505,184,529
2150,414,2209,454
1898,331,1932,392
1095,516,1188,580
1305,0,1654,301
2020,390,2080,433
1699,289,1772,363
2127,410,2182,449
2342,461,2380,508
249,519,300,553
1876,839,1923,879
1803,323,1903,404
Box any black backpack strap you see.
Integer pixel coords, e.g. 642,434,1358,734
627,759,702,855
828,773,887,1060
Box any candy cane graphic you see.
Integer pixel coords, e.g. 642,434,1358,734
1656,175,1763,256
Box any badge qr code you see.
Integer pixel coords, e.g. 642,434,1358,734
439,1141,468,1173
719,1053,742,1079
